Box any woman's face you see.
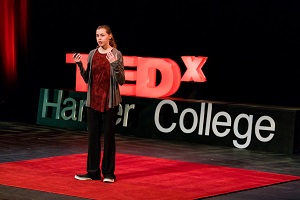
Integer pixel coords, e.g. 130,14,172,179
96,28,111,48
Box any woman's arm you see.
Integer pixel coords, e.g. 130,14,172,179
110,50,125,85
76,61,89,83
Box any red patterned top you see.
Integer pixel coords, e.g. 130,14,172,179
90,50,110,112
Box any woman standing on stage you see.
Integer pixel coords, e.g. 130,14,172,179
73,25,125,183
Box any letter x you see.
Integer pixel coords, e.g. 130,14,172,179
181,56,207,82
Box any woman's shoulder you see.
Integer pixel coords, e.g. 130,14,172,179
112,48,122,55
89,49,97,54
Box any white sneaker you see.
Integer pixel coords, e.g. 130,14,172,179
103,178,115,183
74,173,100,180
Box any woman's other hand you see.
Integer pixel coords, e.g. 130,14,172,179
106,51,118,63
73,53,82,63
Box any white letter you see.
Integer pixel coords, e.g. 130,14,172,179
212,111,231,137
179,108,198,133
155,100,177,133
204,103,212,136
122,104,135,127
255,116,275,142
42,89,62,119
61,97,77,120
77,99,86,122
198,103,206,135
233,114,253,148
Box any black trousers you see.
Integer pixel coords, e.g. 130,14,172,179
86,106,118,179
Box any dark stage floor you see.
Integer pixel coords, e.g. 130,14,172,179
0,121,300,200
